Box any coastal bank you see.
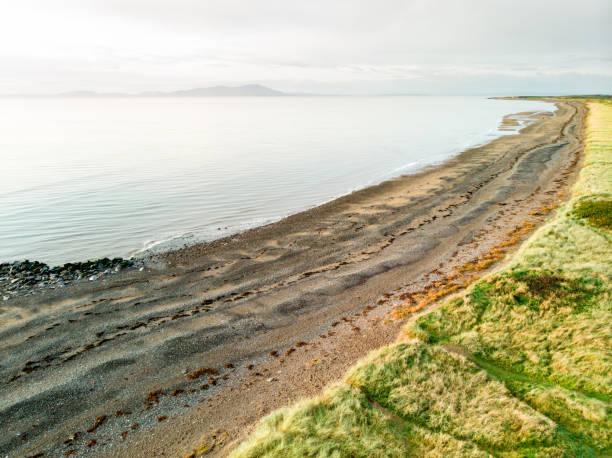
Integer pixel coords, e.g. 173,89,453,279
229,99,611,456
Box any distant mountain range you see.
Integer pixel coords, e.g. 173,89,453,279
57,84,289,97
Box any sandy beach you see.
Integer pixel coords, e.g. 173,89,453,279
0,100,586,457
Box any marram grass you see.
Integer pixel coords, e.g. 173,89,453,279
228,100,612,457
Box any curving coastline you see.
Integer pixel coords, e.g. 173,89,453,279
0,100,586,457
230,98,612,457
0,96,553,268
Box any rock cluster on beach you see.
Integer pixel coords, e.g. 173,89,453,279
0,257,139,300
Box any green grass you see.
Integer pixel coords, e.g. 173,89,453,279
574,200,612,231
231,383,490,458
228,100,612,457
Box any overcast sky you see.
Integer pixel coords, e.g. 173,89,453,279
0,0,610,95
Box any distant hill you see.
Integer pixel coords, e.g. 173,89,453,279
148,84,286,97
59,90,126,97
56,84,287,97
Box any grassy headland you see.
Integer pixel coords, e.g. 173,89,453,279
230,99,611,457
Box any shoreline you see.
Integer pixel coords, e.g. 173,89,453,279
0,98,553,269
0,100,585,457
0,105,550,302
148,106,553,268
108,105,555,261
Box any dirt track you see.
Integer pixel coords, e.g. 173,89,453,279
0,100,585,457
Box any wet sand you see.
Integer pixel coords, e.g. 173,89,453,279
0,100,585,457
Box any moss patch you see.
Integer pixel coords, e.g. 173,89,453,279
574,199,612,230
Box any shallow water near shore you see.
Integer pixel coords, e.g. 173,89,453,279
0,96,552,265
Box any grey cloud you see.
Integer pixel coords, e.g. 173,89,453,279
0,0,610,94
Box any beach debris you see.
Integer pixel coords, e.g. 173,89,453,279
186,367,219,380
145,390,164,408
63,432,80,445
86,415,107,433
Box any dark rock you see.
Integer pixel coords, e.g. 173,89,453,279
0,256,137,300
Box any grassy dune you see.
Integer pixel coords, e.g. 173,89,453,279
230,99,611,457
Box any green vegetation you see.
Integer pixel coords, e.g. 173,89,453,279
574,200,612,231
517,95,611,102
230,100,612,457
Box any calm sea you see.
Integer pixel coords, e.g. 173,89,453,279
0,96,552,265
